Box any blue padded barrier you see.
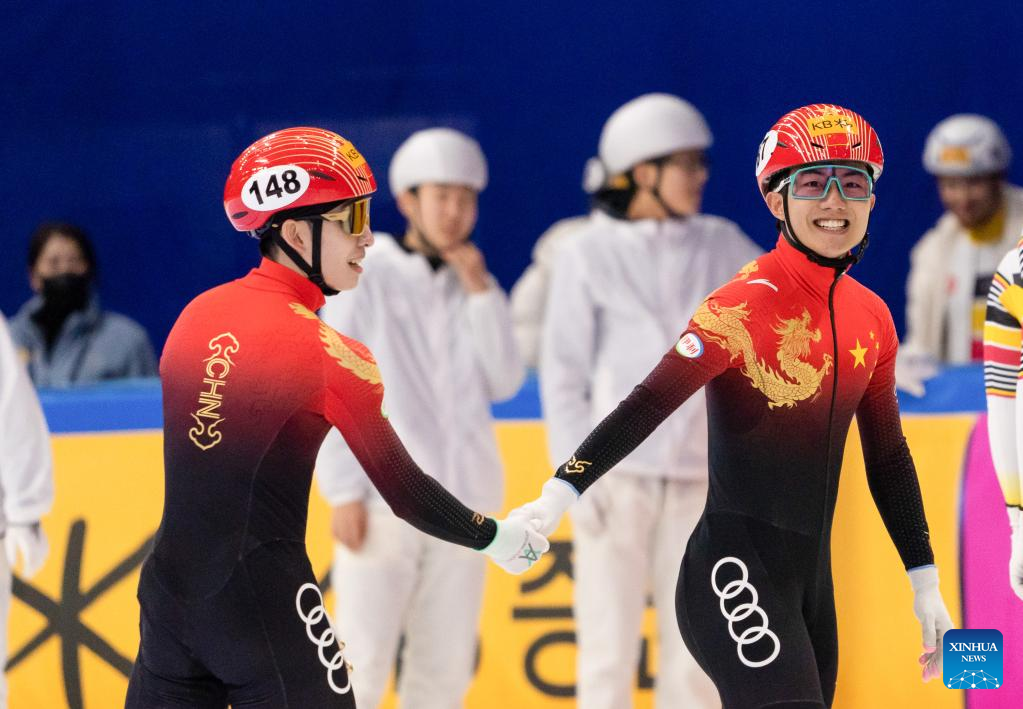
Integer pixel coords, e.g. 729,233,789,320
38,365,985,434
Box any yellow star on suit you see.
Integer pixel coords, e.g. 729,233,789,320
849,339,868,368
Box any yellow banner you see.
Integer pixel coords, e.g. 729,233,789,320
8,419,969,707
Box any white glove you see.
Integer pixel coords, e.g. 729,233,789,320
1008,507,1023,601
507,478,578,536
909,566,955,682
481,516,550,575
569,478,611,535
895,350,939,398
5,523,49,579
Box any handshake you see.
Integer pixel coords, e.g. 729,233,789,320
482,479,579,574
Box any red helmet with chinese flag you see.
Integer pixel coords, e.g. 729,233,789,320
224,126,377,233
755,104,884,198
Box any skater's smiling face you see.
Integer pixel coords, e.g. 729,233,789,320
277,202,375,292
766,162,876,258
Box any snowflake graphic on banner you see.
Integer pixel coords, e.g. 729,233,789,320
946,669,1000,689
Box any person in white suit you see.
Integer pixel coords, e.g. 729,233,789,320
0,311,53,709
316,127,524,709
900,114,1023,395
539,93,760,709
510,213,591,368
510,159,609,369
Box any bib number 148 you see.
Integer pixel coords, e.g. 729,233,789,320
241,165,310,211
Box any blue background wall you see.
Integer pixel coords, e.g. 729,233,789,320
3,1,1022,350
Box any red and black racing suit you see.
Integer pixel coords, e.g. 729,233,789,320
554,235,934,709
125,259,497,709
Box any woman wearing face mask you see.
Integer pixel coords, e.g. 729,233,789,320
7,222,157,387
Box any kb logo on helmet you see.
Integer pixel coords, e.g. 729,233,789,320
806,114,858,138
711,556,781,669
295,583,352,695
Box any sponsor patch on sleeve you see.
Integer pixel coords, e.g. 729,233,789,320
675,332,704,359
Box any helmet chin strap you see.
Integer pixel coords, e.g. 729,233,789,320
780,190,869,272
272,219,339,296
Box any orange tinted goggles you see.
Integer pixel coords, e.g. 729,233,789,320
319,198,371,235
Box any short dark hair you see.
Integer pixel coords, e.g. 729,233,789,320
765,169,790,195
259,233,279,258
591,170,638,220
28,221,97,275
591,187,633,219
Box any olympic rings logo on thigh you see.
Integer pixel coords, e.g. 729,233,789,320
295,583,352,694
710,556,781,669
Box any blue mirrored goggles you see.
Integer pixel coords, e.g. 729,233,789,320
775,164,874,201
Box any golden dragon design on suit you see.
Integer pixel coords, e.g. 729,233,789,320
736,261,759,281
289,303,382,385
693,300,832,409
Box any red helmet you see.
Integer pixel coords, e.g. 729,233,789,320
224,126,377,233
755,104,884,197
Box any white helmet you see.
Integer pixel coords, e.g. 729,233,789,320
388,128,488,195
923,114,1011,176
594,93,712,185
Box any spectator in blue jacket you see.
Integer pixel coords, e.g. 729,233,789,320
8,222,157,387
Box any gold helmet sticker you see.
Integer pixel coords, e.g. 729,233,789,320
340,143,367,169
805,114,858,138
939,146,971,164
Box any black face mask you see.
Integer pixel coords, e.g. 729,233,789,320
40,273,91,316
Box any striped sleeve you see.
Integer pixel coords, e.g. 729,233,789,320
984,246,1023,512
